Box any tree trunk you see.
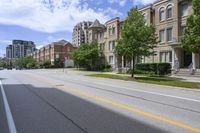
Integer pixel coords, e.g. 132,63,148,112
131,56,135,78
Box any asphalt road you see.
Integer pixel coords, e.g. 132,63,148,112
0,69,200,133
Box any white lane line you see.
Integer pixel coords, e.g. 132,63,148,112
79,79,200,103
0,80,17,133
26,72,200,103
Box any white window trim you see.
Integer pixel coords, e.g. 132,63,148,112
166,27,173,42
160,51,172,63
181,2,189,17
158,6,166,22
159,29,165,44
109,56,114,64
159,7,165,22
166,4,173,20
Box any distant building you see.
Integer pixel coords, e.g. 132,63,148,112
32,40,75,67
72,21,93,47
6,45,12,59
6,40,36,59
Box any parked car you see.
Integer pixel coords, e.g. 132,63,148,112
16,66,21,70
0,67,4,70
7,67,12,70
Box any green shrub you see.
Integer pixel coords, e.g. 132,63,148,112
157,63,171,75
135,63,171,75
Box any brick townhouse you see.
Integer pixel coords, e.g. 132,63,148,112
32,40,75,67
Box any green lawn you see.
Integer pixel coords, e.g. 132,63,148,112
87,74,200,89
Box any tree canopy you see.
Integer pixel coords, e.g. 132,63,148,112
42,60,51,68
16,56,36,69
181,0,200,53
115,7,157,77
71,42,100,70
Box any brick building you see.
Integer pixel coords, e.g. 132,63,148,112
32,40,75,67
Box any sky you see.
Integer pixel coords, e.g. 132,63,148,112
0,0,157,57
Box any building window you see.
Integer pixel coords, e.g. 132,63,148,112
112,41,115,50
159,30,165,43
99,32,103,39
56,53,59,59
112,26,116,35
109,56,114,64
109,41,112,51
89,33,92,40
166,5,172,19
167,28,173,42
109,41,115,51
94,33,97,40
109,27,112,36
159,7,165,21
67,47,71,52
100,43,104,51
160,51,172,63
182,3,188,17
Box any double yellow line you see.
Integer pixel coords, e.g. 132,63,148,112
28,73,200,133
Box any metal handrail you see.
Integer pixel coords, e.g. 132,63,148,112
188,62,193,69
174,60,180,72
188,62,195,74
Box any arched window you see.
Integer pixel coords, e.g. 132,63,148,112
166,5,172,19
159,7,165,21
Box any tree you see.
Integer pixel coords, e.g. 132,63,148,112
181,0,200,53
42,60,51,68
0,61,6,68
16,56,37,69
71,42,100,70
54,58,64,68
115,7,157,77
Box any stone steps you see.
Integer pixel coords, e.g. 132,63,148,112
175,69,200,77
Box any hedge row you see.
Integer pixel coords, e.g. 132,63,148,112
135,63,171,75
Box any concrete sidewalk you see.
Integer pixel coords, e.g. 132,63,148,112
32,68,200,83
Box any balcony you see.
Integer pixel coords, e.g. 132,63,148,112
168,36,182,46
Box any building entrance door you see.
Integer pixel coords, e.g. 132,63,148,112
183,51,192,68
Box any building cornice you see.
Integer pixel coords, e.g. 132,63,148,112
139,5,152,12
154,0,168,6
105,17,120,25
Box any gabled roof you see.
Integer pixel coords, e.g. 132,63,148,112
52,40,69,45
89,19,105,29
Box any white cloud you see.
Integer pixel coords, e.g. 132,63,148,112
37,35,68,49
108,0,128,6
0,40,11,45
36,45,43,49
98,7,123,17
45,35,66,44
0,0,122,33
134,0,157,5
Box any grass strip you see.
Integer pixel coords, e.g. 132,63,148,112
87,74,200,89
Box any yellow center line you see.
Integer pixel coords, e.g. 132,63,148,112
27,73,200,133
